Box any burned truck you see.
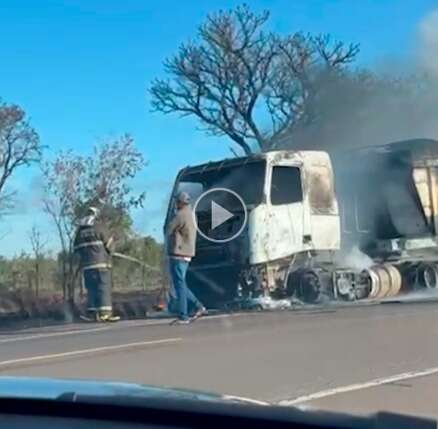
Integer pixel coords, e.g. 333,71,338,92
165,138,438,308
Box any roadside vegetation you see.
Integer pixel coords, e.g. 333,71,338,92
0,100,163,322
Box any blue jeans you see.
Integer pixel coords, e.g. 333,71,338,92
169,258,203,320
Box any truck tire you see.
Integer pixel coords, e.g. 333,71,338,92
365,265,402,299
418,263,438,289
375,267,391,298
366,267,381,299
383,264,402,297
299,270,321,304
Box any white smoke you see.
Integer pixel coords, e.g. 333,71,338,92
278,8,438,153
418,9,438,76
335,246,374,272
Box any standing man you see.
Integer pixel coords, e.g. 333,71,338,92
166,191,206,324
74,206,120,322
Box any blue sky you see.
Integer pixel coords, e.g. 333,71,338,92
0,0,436,256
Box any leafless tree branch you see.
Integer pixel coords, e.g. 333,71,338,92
0,102,41,214
150,5,359,153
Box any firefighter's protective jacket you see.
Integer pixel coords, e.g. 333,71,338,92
74,217,114,270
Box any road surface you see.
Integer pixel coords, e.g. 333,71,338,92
0,302,438,418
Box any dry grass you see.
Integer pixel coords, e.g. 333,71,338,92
0,287,164,325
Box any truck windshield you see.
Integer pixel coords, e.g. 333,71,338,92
176,160,266,207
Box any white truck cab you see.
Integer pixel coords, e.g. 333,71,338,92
166,150,341,307
248,150,340,265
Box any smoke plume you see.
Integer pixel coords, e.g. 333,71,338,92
279,8,438,152
334,246,374,271
418,9,438,75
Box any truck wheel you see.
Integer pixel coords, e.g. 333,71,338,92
383,264,402,297
299,270,321,303
376,267,391,298
286,270,300,297
365,267,380,299
419,263,438,289
365,265,402,299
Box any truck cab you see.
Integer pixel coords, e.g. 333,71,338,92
165,150,340,307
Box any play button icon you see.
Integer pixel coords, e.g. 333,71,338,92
193,187,248,243
211,201,234,230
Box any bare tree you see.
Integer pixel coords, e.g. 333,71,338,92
42,135,146,303
0,101,41,211
29,225,48,297
150,4,359,154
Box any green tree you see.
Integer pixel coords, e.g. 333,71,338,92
113,234,163,291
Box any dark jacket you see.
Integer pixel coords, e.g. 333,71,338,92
74,220,114,270
166,205,196,258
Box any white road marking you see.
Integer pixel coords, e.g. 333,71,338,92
0,326,110,344
1,301,432,344
222,394,269,406
0,337,182,368
0,313,243,344
279,366,438,406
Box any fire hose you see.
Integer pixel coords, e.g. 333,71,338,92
112,252,167,310
112,252,161,272
77,252,163,306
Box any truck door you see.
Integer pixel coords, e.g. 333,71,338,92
265,164,306,260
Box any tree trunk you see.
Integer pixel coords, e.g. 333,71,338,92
12,271,18,290
231,135,253,156
61,258,67,300
35,262,40,297
67,254,76,305
142,265,146,292
27,271,32,290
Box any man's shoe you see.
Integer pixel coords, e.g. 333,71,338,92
192,306,208,320
99,313,120,322
174,319,191,325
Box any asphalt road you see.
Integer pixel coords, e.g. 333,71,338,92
1,302,438,418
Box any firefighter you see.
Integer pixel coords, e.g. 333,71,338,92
74,206,120,322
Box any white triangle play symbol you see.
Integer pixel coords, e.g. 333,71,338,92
211,200,234,230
